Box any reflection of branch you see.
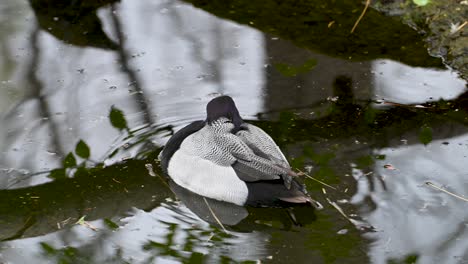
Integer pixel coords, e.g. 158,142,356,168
27,25,65,158
110,4,154,125
211,21,225,93
170,6,224,89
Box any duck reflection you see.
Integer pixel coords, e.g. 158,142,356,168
169,180,249,226
169,180,317,231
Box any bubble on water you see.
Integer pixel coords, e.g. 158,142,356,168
207,92,222,97
175,66,184,70
337,229,348,235
109,86,117,90
53,17,59,21
46,150,57,155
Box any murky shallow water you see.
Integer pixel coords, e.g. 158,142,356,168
0,0,467,263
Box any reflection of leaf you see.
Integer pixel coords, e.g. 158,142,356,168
75,140,90,159
364,107,377,124
356,155,374,168
388,253,419,264
375,154,386,160
40,242,57,255
274,58,317,77
63,153,77,168
48,168,66,180
104,218,119,230
187,252,205,263
419,125,433,145
109,106,128,130
74,167,89,178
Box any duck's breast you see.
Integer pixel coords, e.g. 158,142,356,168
167,134,248,205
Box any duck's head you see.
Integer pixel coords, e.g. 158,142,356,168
206,96,243,133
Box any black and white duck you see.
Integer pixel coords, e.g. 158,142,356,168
159,96,322,209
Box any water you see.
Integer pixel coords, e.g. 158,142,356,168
0,0,467,263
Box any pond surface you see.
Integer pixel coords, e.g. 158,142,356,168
0,0,467,263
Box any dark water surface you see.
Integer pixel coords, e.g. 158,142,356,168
0,0,467,263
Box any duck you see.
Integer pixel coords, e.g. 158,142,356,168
159,96,322,209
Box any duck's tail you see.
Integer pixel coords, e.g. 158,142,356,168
246,179,323,209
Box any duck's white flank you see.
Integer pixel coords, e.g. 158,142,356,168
167,142,249,205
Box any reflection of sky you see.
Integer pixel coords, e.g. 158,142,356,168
0,0,265,186
1,203,268,263
358,134,468,264
373,60,466,104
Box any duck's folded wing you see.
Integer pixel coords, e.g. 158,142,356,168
231,149,295,189
236,124,290,168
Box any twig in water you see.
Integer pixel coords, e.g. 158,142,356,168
296,169,337,190
75,216,98,231
203,197,228,233
327,198,374,231
425,182,468,202
351,0,371,33
327,198,353,222
451,21,467,34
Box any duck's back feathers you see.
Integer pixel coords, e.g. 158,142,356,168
237,123,289,168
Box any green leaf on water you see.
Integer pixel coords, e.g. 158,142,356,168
419,125,433,145
63,153,77,168
274,58,317,77
75,140,90,159
413,0,430,6
48,168,66,179
109,106,128,130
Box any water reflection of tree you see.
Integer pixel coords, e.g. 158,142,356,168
1,25,66,185
110,3,155,125
168,1,228,93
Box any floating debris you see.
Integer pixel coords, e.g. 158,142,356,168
203,197,228,234
351,0,370,33
450,21,467,34
425,182,468,202
337,229,348,235
327,198,375,231
296,169,337,190
384,164,396,170
145,163,156,177
75,216,98,231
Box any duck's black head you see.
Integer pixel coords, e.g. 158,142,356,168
206,95,243,133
